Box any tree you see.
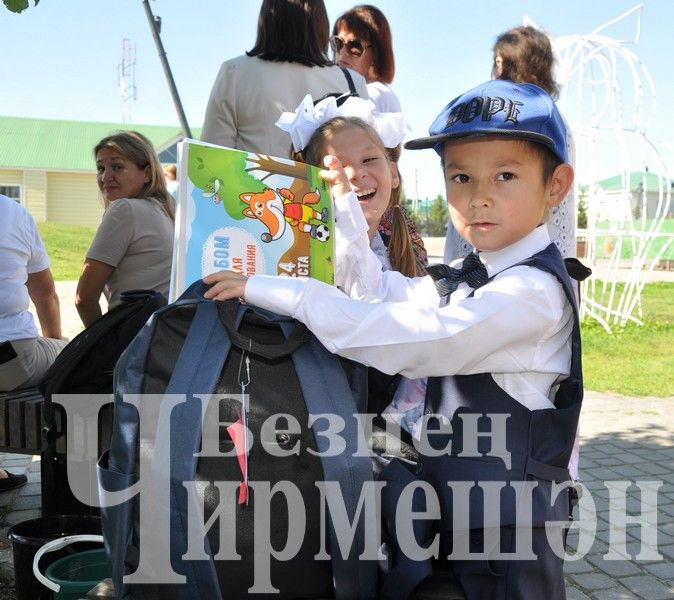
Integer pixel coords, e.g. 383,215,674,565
3,0,40,13
246,155,310,182
424,194,449,236
577,195,588,229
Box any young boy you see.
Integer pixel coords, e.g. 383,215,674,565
205,80,582,600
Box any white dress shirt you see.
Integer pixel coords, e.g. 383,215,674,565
366,81,402,113
246,192,573,413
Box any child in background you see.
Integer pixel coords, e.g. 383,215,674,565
205,80,582,599
163,163,179,199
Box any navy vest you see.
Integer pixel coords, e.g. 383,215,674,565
421,242,582,535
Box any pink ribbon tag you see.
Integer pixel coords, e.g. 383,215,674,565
226,415,249,505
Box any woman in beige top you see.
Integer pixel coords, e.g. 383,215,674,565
201,0,368,157
76,131,175,327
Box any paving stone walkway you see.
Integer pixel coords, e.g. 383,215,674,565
563,392,674,599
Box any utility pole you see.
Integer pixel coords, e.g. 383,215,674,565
141,0,192,138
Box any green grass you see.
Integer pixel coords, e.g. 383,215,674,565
594,218,674,261
37,221,96,280
581,282,674,397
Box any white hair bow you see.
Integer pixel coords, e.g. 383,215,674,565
275,93,408,152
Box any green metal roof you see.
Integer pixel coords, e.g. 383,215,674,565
0,115,200,172
595,171,668,194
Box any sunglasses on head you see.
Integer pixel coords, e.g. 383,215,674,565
330,35,371,58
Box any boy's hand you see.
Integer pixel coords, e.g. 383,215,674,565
319,155,351,199
203,271,248,301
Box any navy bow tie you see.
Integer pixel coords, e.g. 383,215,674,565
426,252,489,296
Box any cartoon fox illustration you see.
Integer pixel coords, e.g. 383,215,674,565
239,187,330,243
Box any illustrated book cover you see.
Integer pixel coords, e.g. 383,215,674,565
170,139,333,300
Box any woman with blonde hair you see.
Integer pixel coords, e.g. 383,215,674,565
76,131,175,326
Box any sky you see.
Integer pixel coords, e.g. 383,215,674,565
1,0,673,200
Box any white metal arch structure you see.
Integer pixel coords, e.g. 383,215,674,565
552,4,672,330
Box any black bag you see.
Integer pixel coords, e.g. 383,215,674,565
99,284,377,599
38,289,166,516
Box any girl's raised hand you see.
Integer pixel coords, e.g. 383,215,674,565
319,155,351,199
203,270,248,301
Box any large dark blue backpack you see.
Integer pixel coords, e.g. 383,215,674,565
98,283,378,599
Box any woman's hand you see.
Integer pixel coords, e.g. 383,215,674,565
203,271,248,301
320,155,351,199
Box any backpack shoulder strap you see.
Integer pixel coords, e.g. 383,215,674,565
102,301,181,597
340,66,357,95
167,300,229,600
107,300,228,600
108,304,168,472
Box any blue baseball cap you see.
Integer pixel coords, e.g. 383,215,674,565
404,80,568,162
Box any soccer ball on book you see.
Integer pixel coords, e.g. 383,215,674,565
311,224,330,243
